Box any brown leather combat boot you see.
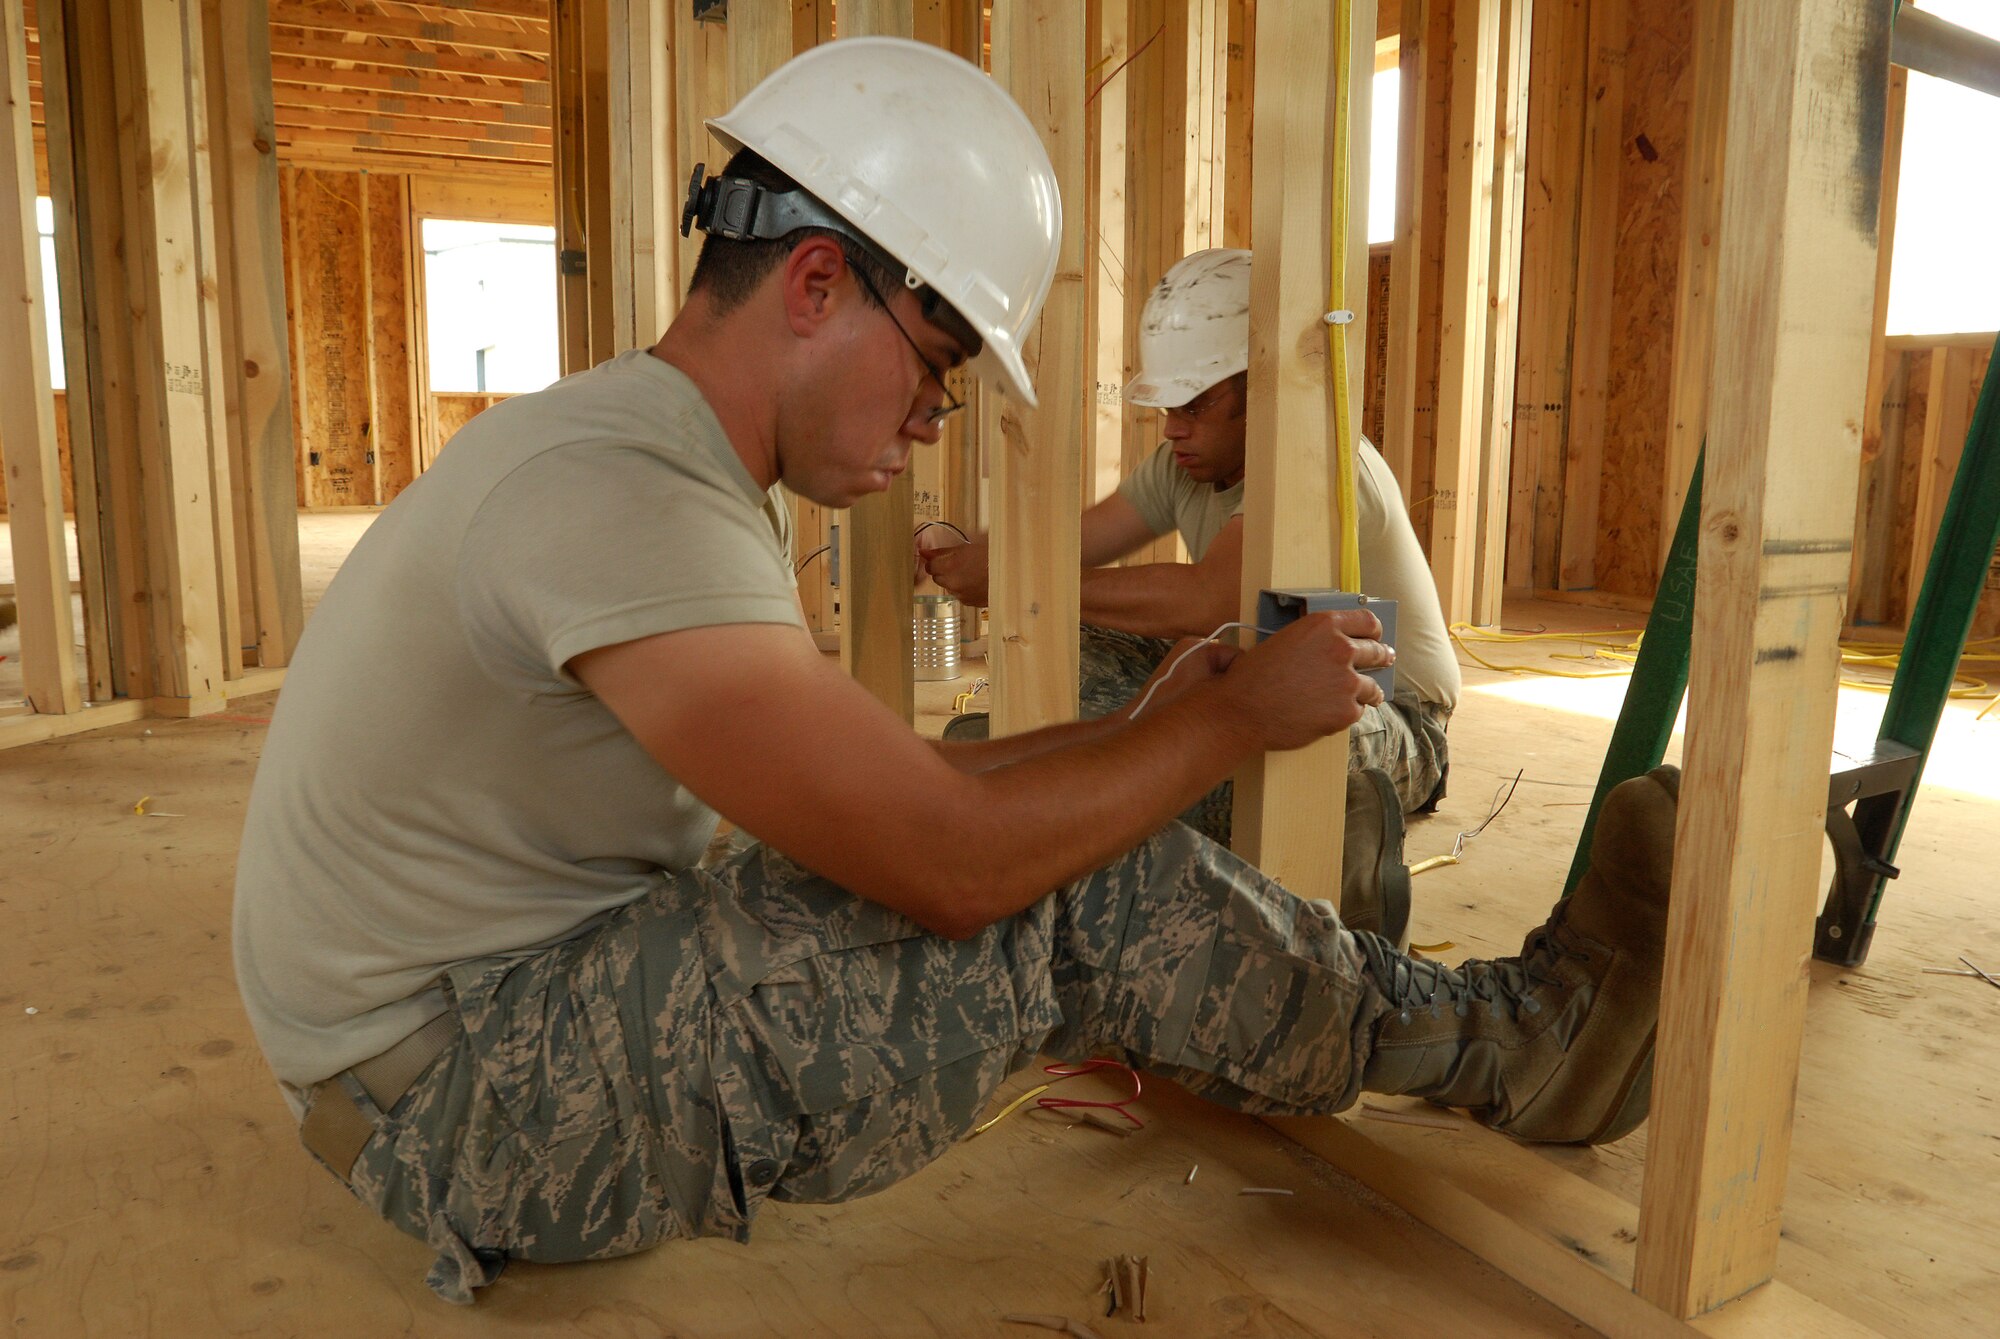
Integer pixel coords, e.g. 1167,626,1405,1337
1352,765,1679,1145
1340,768,1412,951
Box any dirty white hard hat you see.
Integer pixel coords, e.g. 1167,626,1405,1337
1123,248,1253,409
706,37,1062,407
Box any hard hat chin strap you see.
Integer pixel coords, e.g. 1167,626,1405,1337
682,164,907,277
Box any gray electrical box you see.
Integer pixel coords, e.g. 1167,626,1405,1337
1254,589,1397,698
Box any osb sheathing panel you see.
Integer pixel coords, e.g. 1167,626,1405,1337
366,176,418,504
286,168,373,508
432,393,510,453
1589,0,1689,598
0,392,73,515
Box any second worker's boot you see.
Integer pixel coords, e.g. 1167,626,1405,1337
1340,768,1412,951
1350,765,1680,1145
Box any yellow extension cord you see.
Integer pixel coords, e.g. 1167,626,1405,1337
1449,624,2000,715
1329,0,1362,591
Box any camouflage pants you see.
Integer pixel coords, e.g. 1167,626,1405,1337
322,823,1380,1303
945,624,1454,844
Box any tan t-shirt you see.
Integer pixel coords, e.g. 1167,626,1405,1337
1117,438,1460,710
233,350,801,1091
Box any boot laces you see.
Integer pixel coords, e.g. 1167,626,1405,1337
1359,919,1592,1022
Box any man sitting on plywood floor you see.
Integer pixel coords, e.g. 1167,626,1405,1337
232,38,1681,1306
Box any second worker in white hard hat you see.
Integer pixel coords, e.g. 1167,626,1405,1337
925,248,1462,827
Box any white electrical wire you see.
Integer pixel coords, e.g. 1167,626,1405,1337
1124,621,1276,722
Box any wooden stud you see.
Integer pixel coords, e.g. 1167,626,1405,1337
1633,0,1891,1315
1851,350,1906,626
35,0,115,700
989,0,1086,736
1404,0,1451,552
203,0,304,670
367,176,420,502
1905,346,1976,617
1424,0,1499,624
1846,66,1906,629
836,0,918,722
1118,0,1192,569
1554,0,1620,592
358,176,384,504
1229,0,1370,895
622,0,675,340
579,0,613,362
1506,0,1585,592
1468,0,1530,627
1221,0,1253,250
1340,0,1375,460
1089,0,1129,509
184,0,247,678
1380,0,1427,499
668,1,725,299
0,0,81,712
550,0,588,372
120,0,229,712
1658,0,1730,573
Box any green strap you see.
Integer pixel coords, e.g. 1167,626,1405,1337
1562,451,1702,897
1861,333,2000,924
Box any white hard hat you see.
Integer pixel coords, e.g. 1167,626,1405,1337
1123,249,1253,408
704,38,1061,407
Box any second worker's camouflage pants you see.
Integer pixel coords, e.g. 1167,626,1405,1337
319,822,1385,1303
945,624,1454,844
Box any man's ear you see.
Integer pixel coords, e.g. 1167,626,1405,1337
781,236,849,339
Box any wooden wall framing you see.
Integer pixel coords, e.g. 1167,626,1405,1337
4,0,303,744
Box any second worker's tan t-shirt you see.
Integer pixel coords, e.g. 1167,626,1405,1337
1117,438,1460,710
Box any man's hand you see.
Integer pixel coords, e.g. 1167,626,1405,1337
918,536,991,606
1218,610,1392,752
1118,636,1241,720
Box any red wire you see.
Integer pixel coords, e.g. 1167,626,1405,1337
1036,1058,1145,1129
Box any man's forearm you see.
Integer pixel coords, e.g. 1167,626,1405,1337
924,680,1263,933
931,712,1127,774
1078,563,1232,640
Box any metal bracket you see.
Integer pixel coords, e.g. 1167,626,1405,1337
1813,740,1924,967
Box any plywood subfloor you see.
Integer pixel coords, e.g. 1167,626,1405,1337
4,519,1998,1336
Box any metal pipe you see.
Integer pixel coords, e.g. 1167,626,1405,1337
1893,6,2000,100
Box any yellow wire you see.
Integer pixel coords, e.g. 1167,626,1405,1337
1448,622,1997,699
968,1082,1053,1138
1329,0,1361,591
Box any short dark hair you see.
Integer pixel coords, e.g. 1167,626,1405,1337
687,149,904,315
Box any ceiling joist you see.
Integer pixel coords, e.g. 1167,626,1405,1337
279,122,550,163
268,56,550,103
271,2,547,55
270,84,550,127
272,32,546,80
276,103,552,146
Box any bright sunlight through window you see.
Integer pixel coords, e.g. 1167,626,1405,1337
1885,0,2000,337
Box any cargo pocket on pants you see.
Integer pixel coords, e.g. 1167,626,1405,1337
1184,935,1369,1111
447,941,643,1147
